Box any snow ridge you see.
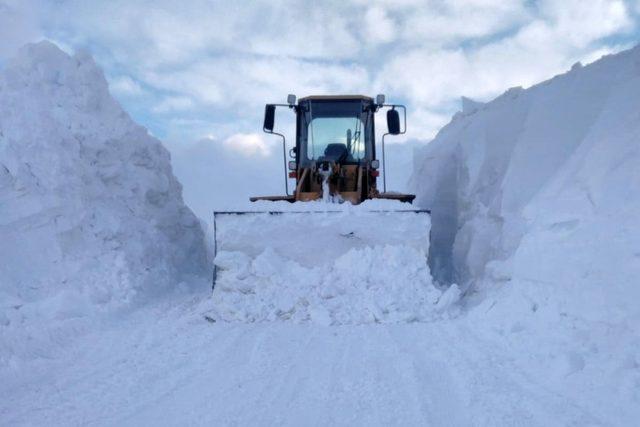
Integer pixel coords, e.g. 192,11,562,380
0,42,207,363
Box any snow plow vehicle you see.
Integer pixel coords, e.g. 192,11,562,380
210,95,435,324
252,94,415,204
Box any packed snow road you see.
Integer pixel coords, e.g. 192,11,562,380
1,292,604,427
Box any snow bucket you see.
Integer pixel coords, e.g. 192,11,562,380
209,206,445,324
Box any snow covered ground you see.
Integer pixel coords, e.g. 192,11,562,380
1,41,639,426
0,293,618,426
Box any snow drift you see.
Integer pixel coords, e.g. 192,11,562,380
0,42,207,362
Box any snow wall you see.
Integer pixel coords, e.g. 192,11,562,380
411,45,640,320
0,42,208,361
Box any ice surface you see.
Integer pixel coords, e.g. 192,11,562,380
0,42,207,363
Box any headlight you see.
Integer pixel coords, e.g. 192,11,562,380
288,161,297,171
370,159,380,169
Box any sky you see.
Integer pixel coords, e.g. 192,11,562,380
1,0,640,215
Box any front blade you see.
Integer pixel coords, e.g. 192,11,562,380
213,209,430,269
210,209,445,324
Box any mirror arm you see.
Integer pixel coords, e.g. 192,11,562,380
381,132,388,194
379,104,407,194
263,103,294,196
399,105,407,134
264,128,289,197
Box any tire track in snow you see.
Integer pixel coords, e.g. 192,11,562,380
428,322,604,426
240,325,323,426
452,323,605,426
383,324,471,426
1,298,610,426
117,320,277,425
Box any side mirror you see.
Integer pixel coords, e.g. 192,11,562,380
387,109,401,135
263,104,276,132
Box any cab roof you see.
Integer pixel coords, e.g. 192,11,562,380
298,95,373,102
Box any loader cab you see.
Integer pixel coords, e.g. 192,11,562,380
294,96,377,168
257,93,414,204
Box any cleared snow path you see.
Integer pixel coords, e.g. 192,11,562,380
1,291,604,426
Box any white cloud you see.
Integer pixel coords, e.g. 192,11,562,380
0,0,42,61
43,1,366,66
29,0,640,148
165,136,285,215
537,0,632,47
153,96,195,113
245,7,361,59
377,0,635,116
222,133,272,157
403,109,452,142
363,6,396,44
108,75,143,97
140,56,369,112
399,0,531,45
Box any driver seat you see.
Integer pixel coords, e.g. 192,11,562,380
323,143,349,163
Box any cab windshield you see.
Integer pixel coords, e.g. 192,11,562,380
299,99,373,165
308,116,365,160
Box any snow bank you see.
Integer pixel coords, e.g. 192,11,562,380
0,42,207,362
411,46,640,418
412,47,640,296
210,209,457,324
